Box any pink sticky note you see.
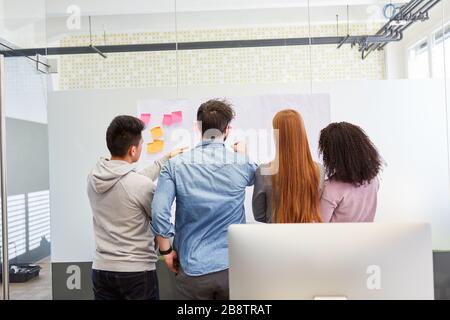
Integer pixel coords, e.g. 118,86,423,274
162,114,173,126
140,113,151,126
172,111,183,123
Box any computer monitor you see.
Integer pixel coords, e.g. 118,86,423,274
228,223,434,300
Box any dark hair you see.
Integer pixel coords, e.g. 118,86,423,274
106,115,144,157
319,122,383,185
197,99,235,136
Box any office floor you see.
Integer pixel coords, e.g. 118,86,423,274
8,257,52,300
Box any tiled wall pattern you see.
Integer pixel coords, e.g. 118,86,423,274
59,23,385,90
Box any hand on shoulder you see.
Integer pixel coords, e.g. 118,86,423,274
167,146,189,159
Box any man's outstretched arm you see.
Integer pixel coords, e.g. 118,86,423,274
139,147,188,181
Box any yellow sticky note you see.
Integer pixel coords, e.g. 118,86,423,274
151,126,164,139
147,140,164,154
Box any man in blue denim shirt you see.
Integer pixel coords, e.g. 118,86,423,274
151,99,257,300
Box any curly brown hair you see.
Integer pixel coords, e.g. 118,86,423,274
319,122,383,185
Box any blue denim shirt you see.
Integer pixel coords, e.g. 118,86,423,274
151,140,257,276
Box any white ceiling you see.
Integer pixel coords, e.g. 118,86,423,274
44,0,394,17
44,4,394,44
0,0,408,48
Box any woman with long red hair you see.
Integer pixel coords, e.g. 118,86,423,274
252,109,324,223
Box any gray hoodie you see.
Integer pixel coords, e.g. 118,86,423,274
87,156,168,272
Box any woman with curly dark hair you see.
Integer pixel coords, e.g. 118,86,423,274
319,122,383,222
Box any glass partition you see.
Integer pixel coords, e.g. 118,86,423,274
0,0,449,300
444,0,450,229
43,0,450,299
1,53,4,301
0,0,50,300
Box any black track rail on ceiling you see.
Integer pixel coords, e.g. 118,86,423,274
0,0,441,61
0,36,389,57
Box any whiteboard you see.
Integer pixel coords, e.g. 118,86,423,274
137,94,330,167
137,94,331,223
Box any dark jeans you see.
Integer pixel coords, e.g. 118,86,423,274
175,268,229,300
92,269,159,300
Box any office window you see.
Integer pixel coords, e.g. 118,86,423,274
408,39,430,79
0,191,50,260
28,190,51,250
0,195,26,259
432,23,450,79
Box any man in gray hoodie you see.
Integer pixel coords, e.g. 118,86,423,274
87,115,185,300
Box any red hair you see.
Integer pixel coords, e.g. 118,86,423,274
272,109,321,223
